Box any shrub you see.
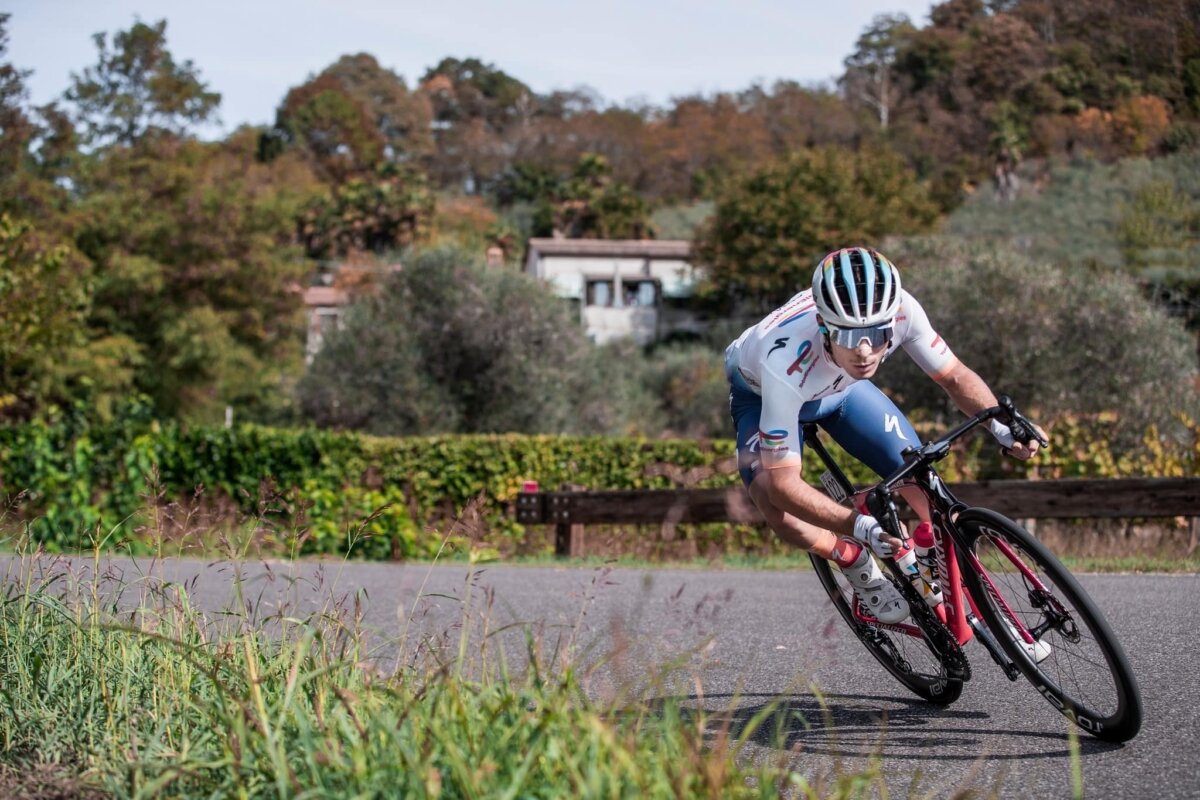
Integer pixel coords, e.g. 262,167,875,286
881,240,1199,442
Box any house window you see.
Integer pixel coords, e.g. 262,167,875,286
586,279,614,307
318,309,342,337
623,280,658,307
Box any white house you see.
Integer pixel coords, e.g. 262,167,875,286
523,238,705,344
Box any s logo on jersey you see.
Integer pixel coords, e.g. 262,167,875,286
786,340,814,375
767,337,789,356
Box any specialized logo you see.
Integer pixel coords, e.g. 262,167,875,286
885,414,909,440
786,340,814,375
759,429,789,454
767,337,789,356
744,431,761,452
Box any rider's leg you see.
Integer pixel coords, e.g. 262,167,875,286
729,377,845,559
814,382,931,525
729,380,907,622
746,474,839,557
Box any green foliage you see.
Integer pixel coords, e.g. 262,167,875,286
640,343,730,439
881,239,1199,440
523,153,655,239
298,246,654,437
298,163,434,258
0,216,93,419
944,151,1200,274
0,559,795,798
1118,181,1199,272
694,146,938,309
64,19,219,146
70,132,315,422
5,403,1195,558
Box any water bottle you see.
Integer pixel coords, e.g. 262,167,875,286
895,545,943,609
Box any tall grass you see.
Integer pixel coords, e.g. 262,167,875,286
0,525,840,799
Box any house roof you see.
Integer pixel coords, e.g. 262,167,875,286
526,238,691,259
303,286,350,307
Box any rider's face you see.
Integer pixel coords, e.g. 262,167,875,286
829,337,888,380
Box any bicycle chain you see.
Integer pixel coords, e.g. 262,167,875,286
889,566,972,681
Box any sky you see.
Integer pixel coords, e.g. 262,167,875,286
5,0,935,136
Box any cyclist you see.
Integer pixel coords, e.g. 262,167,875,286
725,247,1045,623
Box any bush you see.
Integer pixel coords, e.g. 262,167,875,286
298,246,650,436
880,240,1199,442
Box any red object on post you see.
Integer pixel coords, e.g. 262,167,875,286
522,480,539,493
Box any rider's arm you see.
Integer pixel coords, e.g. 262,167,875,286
759,465,858,535
933,360,997,416
935,359,1044,459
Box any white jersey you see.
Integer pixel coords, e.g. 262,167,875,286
724,288,958,469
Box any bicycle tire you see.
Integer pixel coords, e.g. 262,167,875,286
809,553,964,705
955,508,1143,742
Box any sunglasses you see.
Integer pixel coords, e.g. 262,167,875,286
823,322,894,349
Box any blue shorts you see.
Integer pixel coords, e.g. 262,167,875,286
728,379,920,487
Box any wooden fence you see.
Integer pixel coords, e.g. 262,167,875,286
514,478,1200,557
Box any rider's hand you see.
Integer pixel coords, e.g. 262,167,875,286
853,513,901,557
989,419,1047,460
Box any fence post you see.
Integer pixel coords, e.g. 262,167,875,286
554,483,586,558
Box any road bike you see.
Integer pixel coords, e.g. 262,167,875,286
806,396,1143,742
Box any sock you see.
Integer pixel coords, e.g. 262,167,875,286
831,537,864,568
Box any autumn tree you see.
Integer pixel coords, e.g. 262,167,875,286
694,146,938,309
271,53,432,183
419,57,535,191
65,19,219,146
520,153,654,239
298,162,434,259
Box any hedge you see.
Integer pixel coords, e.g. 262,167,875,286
0,410,1195,558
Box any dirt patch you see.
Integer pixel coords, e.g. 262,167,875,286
0,762,107,800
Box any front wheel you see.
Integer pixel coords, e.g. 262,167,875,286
956,508,1143,742
809,553,964,705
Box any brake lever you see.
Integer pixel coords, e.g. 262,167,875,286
996,394,1049,451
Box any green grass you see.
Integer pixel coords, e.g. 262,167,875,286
1,533,859,799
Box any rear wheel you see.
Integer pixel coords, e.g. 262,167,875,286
956,509,1142,742
810,553,964,705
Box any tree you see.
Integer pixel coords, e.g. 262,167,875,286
842,13,916,129
65,19,220,146
298,247,648,435
0,14,34,177
880,240,1198,440
273,74,383,183
72,130,316,421
271,54,433,183
0,215,92,419
694,146,938,309
298,162,435,258
419,57,535,191
527,153,654,239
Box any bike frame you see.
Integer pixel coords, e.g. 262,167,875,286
802,400,1054,657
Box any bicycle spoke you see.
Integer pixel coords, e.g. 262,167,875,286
974,529,1123,720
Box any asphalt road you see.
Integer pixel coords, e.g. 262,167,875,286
5,555,1199,799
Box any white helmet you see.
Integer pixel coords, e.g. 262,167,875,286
812,247,902,329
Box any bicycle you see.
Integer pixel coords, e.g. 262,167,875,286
805,396,1143,742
